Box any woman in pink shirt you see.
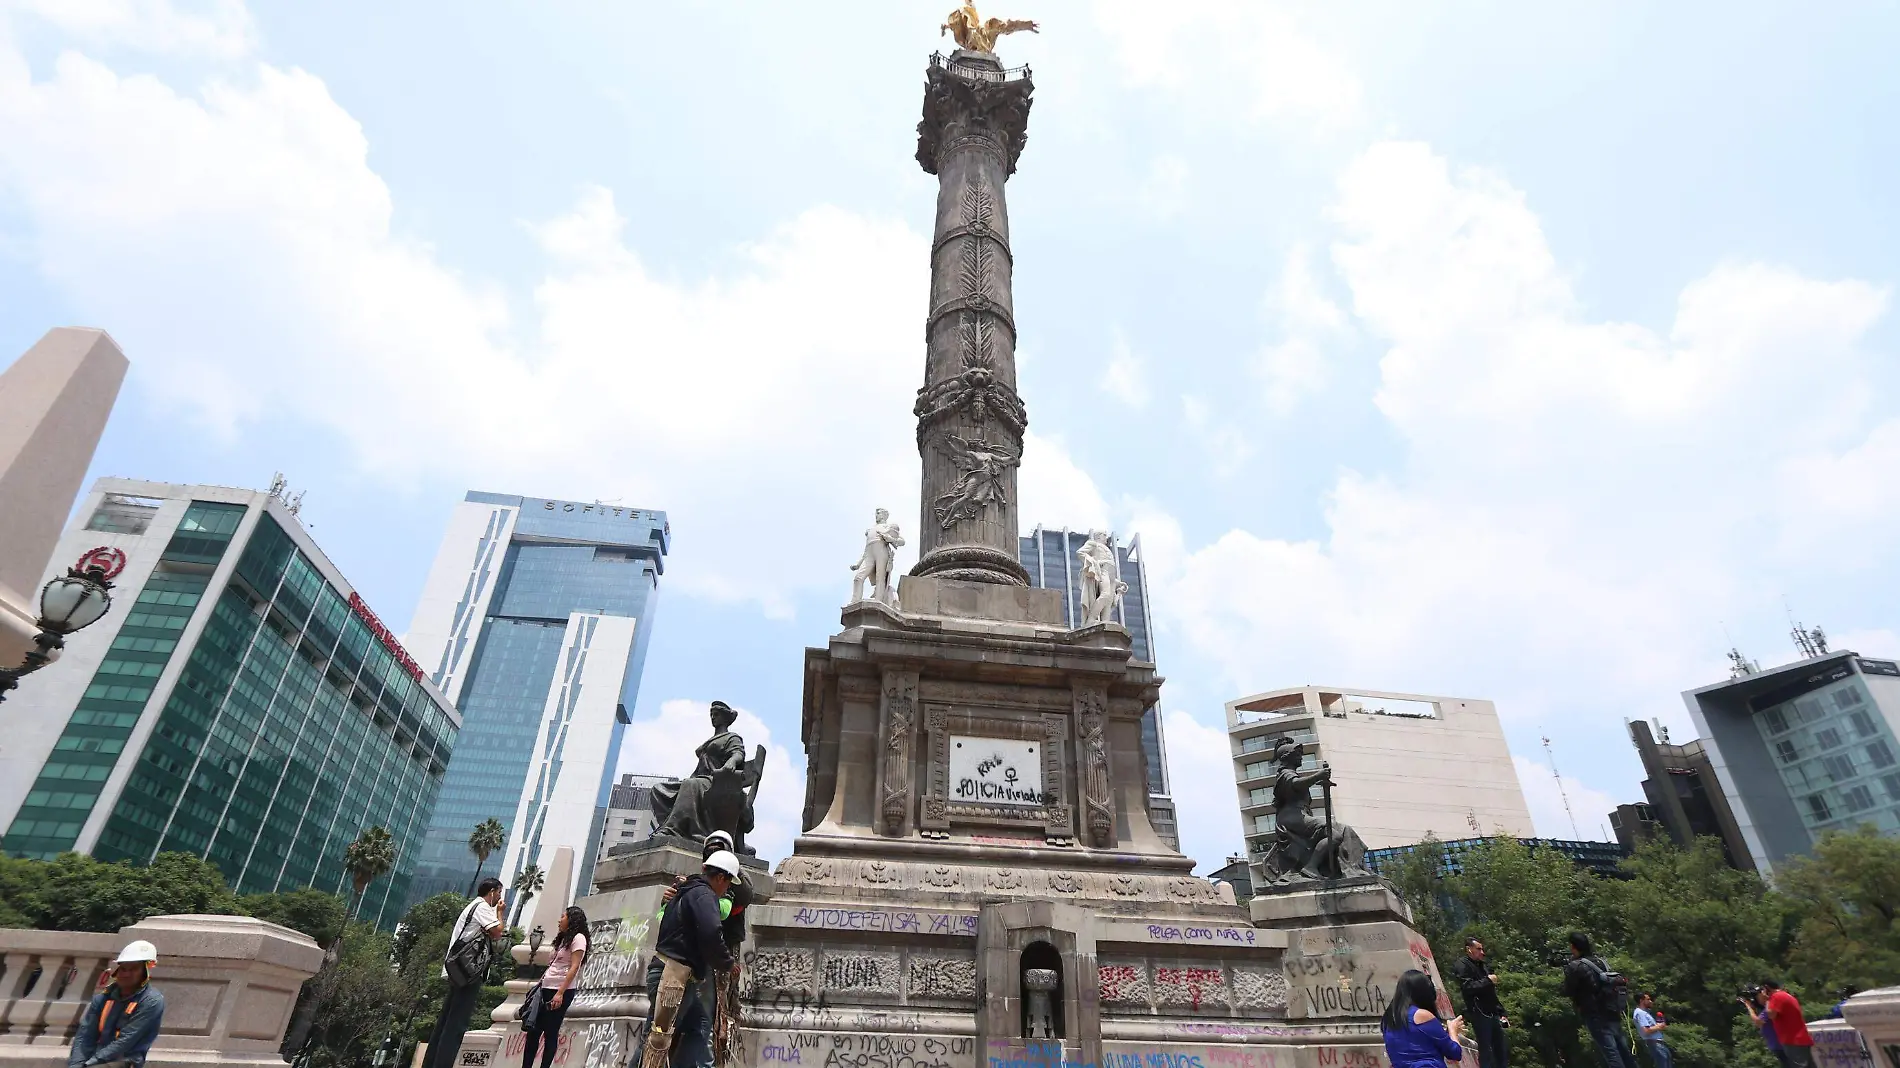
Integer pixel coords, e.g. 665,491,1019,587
521,906,589,1068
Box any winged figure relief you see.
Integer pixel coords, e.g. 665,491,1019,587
932,433,1020,528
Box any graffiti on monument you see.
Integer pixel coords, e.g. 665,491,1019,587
754,1032,974,1068
786,907,978,936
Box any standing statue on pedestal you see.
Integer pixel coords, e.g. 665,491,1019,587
849,509,905,608
651,701,766,854
1262,736,1369,883
941,4,1039,54
1077,530,1127,626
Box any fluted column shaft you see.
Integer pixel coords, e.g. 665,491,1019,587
910,50,1034,586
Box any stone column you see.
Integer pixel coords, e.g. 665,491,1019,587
0,329,127,667
911,50,1034,586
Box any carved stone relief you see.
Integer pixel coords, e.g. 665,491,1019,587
1232,968,1291,1011
907,956,979,1000
921,704,1074,841
766,856,1222,904
820,951,900,996
1098,961,1150,1008
746,949,815,997
1153,964,1231,1010
877,669,920,836
1075,685,1114,848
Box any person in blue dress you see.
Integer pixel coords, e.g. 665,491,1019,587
1382,969,1467,1068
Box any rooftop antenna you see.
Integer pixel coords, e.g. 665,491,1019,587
1467,810,1482,837
1542,735,1582,840
1652,717,1670,744
268,472,287,499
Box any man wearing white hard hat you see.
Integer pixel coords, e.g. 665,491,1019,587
69,941,167,1068
637,851,740,1068
657,832,752,1068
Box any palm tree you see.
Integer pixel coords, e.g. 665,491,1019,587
466,818,506,896
509,864,545,927
343,825,396,921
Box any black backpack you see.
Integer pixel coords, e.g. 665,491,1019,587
445,903,493,988
1581,956,1630,1015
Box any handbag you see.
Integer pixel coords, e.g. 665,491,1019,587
517,987,544,1033
444,903,493,988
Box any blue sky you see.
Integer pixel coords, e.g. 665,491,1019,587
4,1,1899,872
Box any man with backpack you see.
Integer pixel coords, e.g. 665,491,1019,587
1561,932,1637,1068
422,878,506,1068
638,852,739,1068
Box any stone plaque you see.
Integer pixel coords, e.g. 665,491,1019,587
949,735,1046,806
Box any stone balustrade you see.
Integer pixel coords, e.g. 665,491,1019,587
0,915,322,1068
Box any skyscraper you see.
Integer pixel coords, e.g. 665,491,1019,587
1018,526,1176,848
404,492,668,903
0,478,458,926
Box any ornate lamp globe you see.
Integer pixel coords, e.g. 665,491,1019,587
39,567,114,635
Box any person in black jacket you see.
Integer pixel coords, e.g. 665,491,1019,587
1451,937,1508,1068
637,852,738,1068
658,831,751,1068
1560,932,1636,1068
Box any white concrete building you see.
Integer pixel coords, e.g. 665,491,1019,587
596,772,667,868
1225,686,1534,869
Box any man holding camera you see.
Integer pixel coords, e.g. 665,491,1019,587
1452,937,1509,1068
1759,980,1815,1068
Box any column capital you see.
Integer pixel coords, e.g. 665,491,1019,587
916,51,1035,176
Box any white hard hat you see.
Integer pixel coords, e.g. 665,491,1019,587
704,830,734,848
116,940,158,965
703,850,742,880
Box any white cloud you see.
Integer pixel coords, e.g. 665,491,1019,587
1019,430,1111,532
1180,395,1255,477
1161,707,1244,874
1102,330,1149,407
1513,755,1618,842
1092,0,1362,130
1156,139,1898,819
5,0,253,58
620,699,803,862
0,42,926,618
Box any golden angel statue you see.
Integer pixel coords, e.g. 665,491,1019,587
942,4,1039,54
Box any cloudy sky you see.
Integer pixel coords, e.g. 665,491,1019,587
5,1,1898,872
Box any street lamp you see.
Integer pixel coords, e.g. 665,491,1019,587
0,547,123,704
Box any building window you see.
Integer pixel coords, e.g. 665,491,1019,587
1869,741,1896,770
1806,794,1833,822
1816,728,1844,751
1248,787,1271,807
1794,698,1825,723
1833,687,1866,711
1761,707,1790,734
1776,739,1800,764
1851,711,1880,738
1243,760,1272,780
1253,813,1276,834
1822,754,1856,783
1884,774,1900,802
1240,736,1271,754
1844,785,1876,813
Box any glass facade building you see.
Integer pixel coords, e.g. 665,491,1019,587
1018,526,1176,848
1686,651,1900,874
0,480,459,927
403,492,668,903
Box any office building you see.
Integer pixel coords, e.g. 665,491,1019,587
1682,649,1900,875
404,492,668,904
0,479,458,926
1019,526,1176,848
1611,719,1754,869
1225,686,1535,871
1206,855,1255,904
597,772,667,869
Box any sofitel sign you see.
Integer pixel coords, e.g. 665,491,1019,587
347,592,425,683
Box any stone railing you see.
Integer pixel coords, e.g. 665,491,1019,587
0,915,322,1068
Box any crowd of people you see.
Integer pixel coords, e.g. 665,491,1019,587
1386,930,1824,1068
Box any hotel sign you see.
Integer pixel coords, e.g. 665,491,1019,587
348,592,425,682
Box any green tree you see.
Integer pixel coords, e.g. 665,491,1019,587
1779,825,1900,1000
302,922,403,1068
241,889,349,947
33,852,239,932
343,826,396,921
1595,837,1795,1054
509,863,545,927
466,819,506,896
